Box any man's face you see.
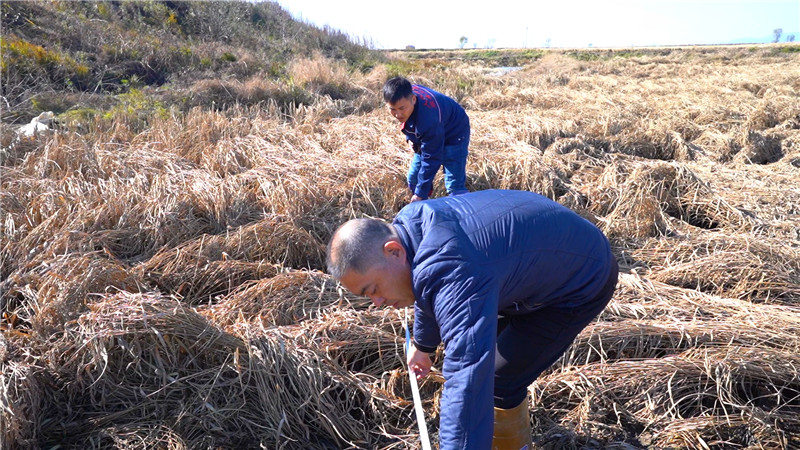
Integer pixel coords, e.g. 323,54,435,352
387,94,416,124
339,240,415,309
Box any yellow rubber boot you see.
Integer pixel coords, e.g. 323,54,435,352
492,397,533,450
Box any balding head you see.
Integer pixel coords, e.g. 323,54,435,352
326,218,398,280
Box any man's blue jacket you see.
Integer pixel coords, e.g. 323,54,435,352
401,85,470,199
391,189,615,449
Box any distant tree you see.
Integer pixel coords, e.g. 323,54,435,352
405,45,415,50
459,36,467,48
545,38,551,48
773,28,782,43
787,34,796,42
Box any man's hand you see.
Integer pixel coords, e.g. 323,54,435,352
407,345,432,380
410,194,424,203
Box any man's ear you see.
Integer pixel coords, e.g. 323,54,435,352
383,239,405,259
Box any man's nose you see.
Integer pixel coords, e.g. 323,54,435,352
370,296,385,307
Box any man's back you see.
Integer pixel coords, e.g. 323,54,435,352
402,84,470,145
392,189,614,312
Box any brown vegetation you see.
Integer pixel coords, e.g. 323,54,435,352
2,40,800,449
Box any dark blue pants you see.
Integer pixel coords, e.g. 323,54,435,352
493,261,619,409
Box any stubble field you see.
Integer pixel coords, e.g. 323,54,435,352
2,45,799,449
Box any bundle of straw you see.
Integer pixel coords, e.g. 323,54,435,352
531,347,800,448
32,291,394,449
2,252,144,339
605,272,800,335
651,415,800,449
139,216,325,303
593,160,749,238
735,130,784,164
558,318,798,370
140,258,279,305
631,232,800,303
201,270,369,330
292,308,405,377
650,251,800,303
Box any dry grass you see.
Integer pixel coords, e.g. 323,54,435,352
590,160,753,239
199,270,370,330
630,232,800,303
2,45,799,449
532,347,800,449
290,308,405,377
138,215,325,303
19,292,401,448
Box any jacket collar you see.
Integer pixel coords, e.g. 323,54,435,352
392,222,417,268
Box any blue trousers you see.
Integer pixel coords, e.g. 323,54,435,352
493,261,619,408
407,138,469,197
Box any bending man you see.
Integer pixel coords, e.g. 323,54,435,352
383,76,470,202
326,189,618,449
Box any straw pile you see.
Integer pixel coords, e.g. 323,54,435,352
139,215,325,303
291,308,406,377
590,160,751,239
200,270,370,330
1,252,145,339
535,270,800,448
6,292,404,449
532,347,800,449
631,233,800,303
3,45,799,448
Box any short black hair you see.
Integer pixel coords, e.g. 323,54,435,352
383,77,413,103
326,218,397,280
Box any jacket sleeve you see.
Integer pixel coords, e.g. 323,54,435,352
412,305,440,353
424,263,498,450
414,122,445,199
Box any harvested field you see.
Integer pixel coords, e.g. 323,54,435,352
2,44,800,449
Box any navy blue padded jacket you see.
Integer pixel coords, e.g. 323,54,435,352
400,85,470,199
392,189,614,449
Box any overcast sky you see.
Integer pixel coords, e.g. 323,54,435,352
274,0,800,49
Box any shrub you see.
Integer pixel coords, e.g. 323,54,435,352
1,36,90,94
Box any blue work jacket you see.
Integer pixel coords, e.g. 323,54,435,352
392,189,614,449
401,85,470,198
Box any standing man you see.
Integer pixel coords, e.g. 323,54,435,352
383,77,470,203
326,189,618,450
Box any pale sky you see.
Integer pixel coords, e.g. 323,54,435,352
274,0,800,49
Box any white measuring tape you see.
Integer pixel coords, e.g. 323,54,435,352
403,307,432,450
